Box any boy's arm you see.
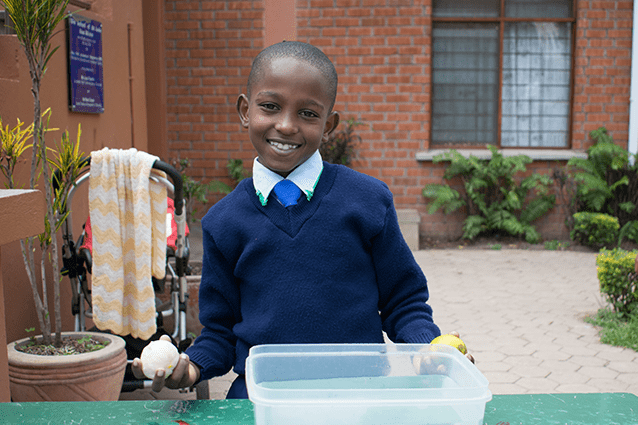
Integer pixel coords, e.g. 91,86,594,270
373,203,441,344
184,224,240,381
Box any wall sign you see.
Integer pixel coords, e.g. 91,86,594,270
67,15,104,114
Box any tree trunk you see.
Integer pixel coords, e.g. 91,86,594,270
20,238,51,345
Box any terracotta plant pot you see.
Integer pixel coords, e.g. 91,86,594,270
7,331,127,401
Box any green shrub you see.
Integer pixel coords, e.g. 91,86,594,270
422,145,555,243
172,157,242,225
618,220,638,245
544,240,570,251
571,212,619,249
596,248,638,319
568,127,638,227
319,118,366,167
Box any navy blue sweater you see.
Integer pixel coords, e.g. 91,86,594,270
186,162,440,380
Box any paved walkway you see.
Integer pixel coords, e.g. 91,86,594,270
120,228,638,400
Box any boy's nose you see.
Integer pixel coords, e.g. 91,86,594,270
274,113,298,135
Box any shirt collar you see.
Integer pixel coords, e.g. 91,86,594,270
252,150,324,206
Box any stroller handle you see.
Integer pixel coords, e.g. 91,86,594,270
150,160,184,216
53,156,185,216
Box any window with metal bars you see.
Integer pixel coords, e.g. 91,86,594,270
0,10,16,35
431,0,575,148
1,2,91,36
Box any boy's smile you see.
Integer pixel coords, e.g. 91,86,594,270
237,57,339,177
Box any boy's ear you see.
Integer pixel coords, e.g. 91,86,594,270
237,94,250,128
322,111,340,143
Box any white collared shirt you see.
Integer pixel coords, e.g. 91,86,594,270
252,150,324,206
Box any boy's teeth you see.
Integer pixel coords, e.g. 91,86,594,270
270,141,298,151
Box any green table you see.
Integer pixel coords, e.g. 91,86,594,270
1,393,637,424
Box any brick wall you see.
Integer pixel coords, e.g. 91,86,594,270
572,0,633,150
296,0,431,209
163,0,634,242
164,0,263,194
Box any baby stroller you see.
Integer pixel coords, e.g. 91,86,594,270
56,153,201,395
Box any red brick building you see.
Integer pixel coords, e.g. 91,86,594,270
0,0,635,399
153,0,637,243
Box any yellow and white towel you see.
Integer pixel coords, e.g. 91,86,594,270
88,148,167,340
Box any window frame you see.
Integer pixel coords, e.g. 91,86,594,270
429,0,578,150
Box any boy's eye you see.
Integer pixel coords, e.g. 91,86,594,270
300,110,319,118
259,103,278,111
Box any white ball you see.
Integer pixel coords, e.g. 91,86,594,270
140,340,180,379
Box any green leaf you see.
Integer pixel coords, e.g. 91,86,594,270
619,202,636,214
423,184,464,214
462,215,486,240
505,190,521,210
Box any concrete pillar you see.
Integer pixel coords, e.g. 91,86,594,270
397,209,421,251
0,189,46,402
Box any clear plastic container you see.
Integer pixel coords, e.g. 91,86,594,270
246,343,492,425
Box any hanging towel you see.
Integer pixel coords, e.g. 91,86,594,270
88,148,167,339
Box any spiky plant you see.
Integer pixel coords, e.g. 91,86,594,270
1,0,72,346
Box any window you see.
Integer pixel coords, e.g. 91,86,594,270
0,10,16,35
1,2,91,36
431,0,575,148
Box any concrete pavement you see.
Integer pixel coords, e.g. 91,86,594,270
120,228,638,400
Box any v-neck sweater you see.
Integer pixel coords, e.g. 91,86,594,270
186,162,440,380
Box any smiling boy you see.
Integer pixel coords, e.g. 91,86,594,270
133,41,441,399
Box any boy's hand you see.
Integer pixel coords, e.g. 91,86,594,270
132,335,201,392
449,331,475,364
413,331,474,376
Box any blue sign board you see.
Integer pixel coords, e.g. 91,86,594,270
67,16,104,113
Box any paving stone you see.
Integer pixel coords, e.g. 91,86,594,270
488,383,528,395
546,372,590,385
553,383,600,393
509,365,551,378
482,371,520,384
477,361,512,372
577,366,619,379
616,372,638,384
472,350,507,362
569,355,608,367
625,384,638,396
595,347,638,362
515,377,559,392
539,359,581,373
499,344,537,356
532,349,572,361
587,378,629,392
503,355,543,367
546,335,587,348
559,344,599,356
465,340,502,353
607,361,638,373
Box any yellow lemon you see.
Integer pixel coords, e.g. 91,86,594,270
430,334,467,354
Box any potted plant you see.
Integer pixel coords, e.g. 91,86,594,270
1,0,126,401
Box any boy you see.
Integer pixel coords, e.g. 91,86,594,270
133,41,442,398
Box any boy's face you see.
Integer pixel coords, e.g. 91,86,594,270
237,57,339,177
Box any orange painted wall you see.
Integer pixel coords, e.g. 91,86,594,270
0,1,151,345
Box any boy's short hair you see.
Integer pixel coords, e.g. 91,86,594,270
247,41,338,111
